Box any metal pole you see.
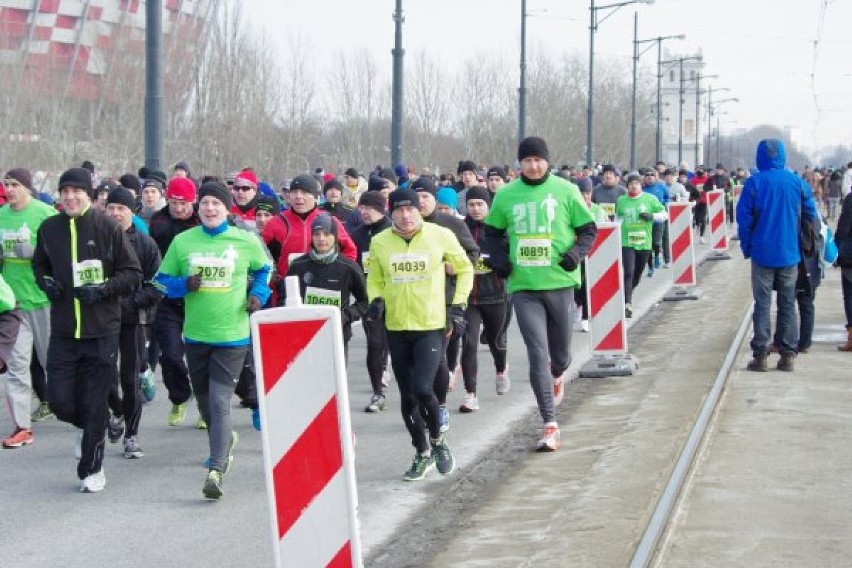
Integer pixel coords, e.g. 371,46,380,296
706,86,713,166
144,0,164,170
677,58,684,165
630,11,638,170
655,39,662,164
390,0,404,167
518,0,527,146
694,74,700,169
716,110,721,166
586,0,595,167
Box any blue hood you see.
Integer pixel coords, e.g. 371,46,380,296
755,139,786,171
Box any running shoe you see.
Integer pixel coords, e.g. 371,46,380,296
203,470,224,500
495,368,510,395
699,236,706,244
625,304,633,319
30,401,54,422
252,408,261,431
580,319,590,332
107,414,124,443
654,255,661,269
2,427,33,448
402,453,435,482
222,431,239,475
536,423,561,452
168,402,188,426
647,267,655,277
459,393,479,413
438,405,449,433
195,415,207,430
364,393,387,413
123,436,144,459
662,262,671,269
553,375,565,408
80,469,106,493
431,437,455,475
139,369,156,403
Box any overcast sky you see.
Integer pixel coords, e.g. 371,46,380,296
245,0,851,156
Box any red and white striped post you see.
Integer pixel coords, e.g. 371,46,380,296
706,190,731,260
663,202,701,301
251,277,362,568
579,222,638,378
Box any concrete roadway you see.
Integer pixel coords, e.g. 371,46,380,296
2,239,733,567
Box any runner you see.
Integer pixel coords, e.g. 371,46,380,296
366,188,473,480
616,173,668,318
32,167,143,493
641,169,669,275
591,164,625,221
460,186,509,410
155,181,271,499
0,168,57,448
482,136,597,451
104,187,162,459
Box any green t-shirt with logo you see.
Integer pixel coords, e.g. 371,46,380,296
485,175,594,293
158,225,270,344
615,193,664,250
0,200,57,311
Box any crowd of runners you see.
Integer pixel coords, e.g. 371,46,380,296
1,139,849,497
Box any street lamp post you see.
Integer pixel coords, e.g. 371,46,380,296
519,0,527,146
713,98,739,165
588,0,654,168
390,0,404,168
706,86,731,164
688,73,718,168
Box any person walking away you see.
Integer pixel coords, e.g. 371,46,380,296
736,139,817,372
32,167,143,493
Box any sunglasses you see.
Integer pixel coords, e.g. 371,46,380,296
233,185,253,192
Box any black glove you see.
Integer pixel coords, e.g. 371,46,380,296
42,276,63,302
446,304,466,334
368,298,385,321
186,274,202,292
74,284,106,305
340,310,352,327
247,295,262,313
559,250,580,272
639,212,654,221
482,256,512,278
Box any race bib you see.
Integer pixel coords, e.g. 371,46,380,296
474,253,492,275
73,259,105,287
516,237,551,267
361,251,370,274
189,257,234,290
389,252,429,283
2,228,31,259
304,286,342,307
627,231,647,247
600,203,616,218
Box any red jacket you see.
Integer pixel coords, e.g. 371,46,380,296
262,207,358,277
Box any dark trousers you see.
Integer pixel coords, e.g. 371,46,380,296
108,324,144,438
47,334,119,480
623,247,652,305
843,268,852,329
433,331,452,405
234,348,258,410
461,302,508,394
575,264,589,320
363,315,389,395
153,301,191,405
387,330,443,453
31,349,47,402
694,202,708,236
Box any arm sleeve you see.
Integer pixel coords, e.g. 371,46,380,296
801,179,818,222
247,239,272,305
134,238,164,308
32,225,52,291
444,233,474,305
335,219,359,262
153,240,187,299
103,225,143,298
366,242,385,302
736,180,754,257
341,264,368,325
568,222,598,260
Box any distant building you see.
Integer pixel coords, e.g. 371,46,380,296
659,51,705,169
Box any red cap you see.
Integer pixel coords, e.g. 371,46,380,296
322,173,335,184
166,177,197,202
235,168,258,188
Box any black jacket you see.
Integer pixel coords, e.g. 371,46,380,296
148,205,200,256
320,201,354,223
32,208,142,339
465,217,507,305
350,216,392,269
121,227,163,325
279,252,368,341
424,211,479,306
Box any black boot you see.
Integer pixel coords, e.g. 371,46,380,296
747,353,768,372
777,353,795,372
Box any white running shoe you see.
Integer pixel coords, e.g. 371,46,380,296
80,469,106,493
496,368,510,395
536,423,561,452
580,319,589,332
459,392,480,413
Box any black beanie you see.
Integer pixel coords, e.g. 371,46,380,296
457,160,477,175
323,179,343,194
358,190,387,214
4,168,34,191
576,178,593,193
378,167,398,185
388,188,420,212
486,165,507,181
80,160,95,173
58,167,94,197
517,136,550,162
311,213,338,238
148,170,168,185
119,173,141,193
367,175,388,193
142,178,165,194
255,195,279,214
198,181,232,208
106,186,137,211
138,166,152,180
465,185,491,205
410,176,437,195
289,174,320,198
344,167,359,179
626,174,642,185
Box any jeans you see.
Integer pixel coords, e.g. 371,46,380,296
750,262,798,356
827,197,840,220
841,268,852,328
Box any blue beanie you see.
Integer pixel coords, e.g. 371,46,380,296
436,187,458,210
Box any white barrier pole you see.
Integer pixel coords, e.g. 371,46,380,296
706,189,731,260
664,202,701,301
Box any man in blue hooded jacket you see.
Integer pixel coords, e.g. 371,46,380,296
736,139,817,372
